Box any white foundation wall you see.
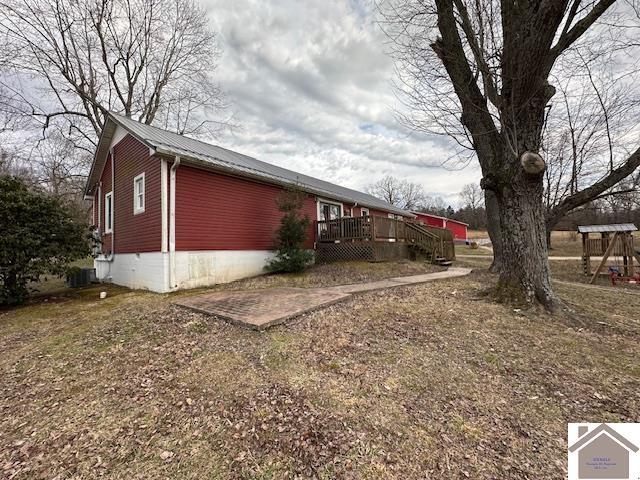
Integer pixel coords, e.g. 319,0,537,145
94,250,276,293
95,252,169,292
173,250,276,290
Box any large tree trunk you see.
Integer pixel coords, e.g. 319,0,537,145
493,176,560,311
484,189,503,273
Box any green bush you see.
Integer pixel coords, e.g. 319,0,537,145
0,176,89,305
267,187,314,273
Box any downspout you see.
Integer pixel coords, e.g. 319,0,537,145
106,147,115,262
97,181,102,231
169,156,181,290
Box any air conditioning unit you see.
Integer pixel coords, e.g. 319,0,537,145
67,267,97,288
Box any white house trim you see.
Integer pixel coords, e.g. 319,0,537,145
161,160,168,253
108,125,128,150
104,191,113,233
97,182,102,229
169,156,181,290
133,172,145,215
316,197,344,221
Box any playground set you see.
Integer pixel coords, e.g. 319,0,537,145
578,223,640,286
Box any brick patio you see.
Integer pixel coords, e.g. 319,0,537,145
174,287,350,330
173,267,472,330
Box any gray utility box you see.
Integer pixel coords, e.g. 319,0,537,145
67,268,97,288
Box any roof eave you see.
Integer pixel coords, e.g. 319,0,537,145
84,113,157,197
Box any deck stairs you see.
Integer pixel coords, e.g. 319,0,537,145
406,222,452,266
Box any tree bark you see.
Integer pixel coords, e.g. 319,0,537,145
546,228,552,250
493,174,559,311
484,189,503,273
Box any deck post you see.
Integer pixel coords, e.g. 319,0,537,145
370,215,376,241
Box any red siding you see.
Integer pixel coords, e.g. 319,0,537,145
415,212,445,228
352,206,407,219
445,220,468,240
413,213,468,240
93,135,162,254
91,139,415,254
175,166,317,251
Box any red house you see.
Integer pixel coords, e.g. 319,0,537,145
412,212,468,241
85,114,417,292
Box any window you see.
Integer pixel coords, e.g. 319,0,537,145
104,191,113,233
361,208,370,217
133,173,145,214
318,200,342,221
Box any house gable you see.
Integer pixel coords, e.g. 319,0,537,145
94,134,162,254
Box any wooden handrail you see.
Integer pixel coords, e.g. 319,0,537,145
315,216,455,260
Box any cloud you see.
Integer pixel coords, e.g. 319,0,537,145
203,0,481,206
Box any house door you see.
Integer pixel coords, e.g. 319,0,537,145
318,201,342,239
319,202,341,221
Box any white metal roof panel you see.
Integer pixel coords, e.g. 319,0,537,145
577,223,637,233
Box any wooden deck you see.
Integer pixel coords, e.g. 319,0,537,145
315,215,455,263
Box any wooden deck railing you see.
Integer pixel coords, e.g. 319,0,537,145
316,215,372,242
317,215,407,242
316,215,455,260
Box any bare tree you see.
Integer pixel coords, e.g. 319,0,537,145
459,183,484,211
381,0,640,310
543,51,640,245
419,195,448,217
0,0,229,153
366,175,427,210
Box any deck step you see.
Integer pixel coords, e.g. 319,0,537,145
437,261,453,267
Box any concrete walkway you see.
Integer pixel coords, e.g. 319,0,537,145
175,267,472,330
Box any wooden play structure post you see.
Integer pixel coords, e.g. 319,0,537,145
589,232,619,284
578,224,639,284
581,232,590,275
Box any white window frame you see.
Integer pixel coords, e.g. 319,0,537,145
104,191,113,233
133,172,145,215
317,198,343,221
361,207,370,217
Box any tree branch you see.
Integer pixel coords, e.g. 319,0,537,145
546,146,640,228
550,0,617,60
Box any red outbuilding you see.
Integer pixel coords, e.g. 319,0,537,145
412,212,468,241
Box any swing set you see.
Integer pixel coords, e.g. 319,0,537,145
578,224,640,286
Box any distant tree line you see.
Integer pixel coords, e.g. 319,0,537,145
367,175,640,234
366,176,488,229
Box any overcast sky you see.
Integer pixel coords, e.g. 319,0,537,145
204,0,481,206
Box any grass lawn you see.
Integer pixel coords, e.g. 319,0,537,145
455,244,494,256
458,231,639,259
1,260,639,479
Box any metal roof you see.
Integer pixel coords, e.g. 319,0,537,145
577,223,637,233
86,113,414,217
